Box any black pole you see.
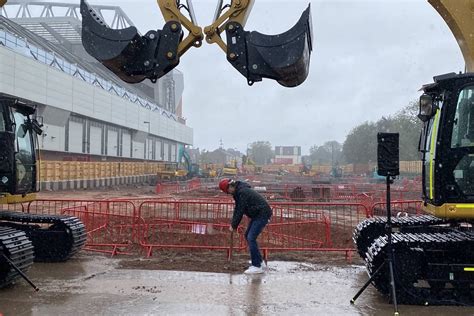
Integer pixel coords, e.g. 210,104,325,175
1,253,39,291
350,260,386,304
352,133,400,315
386,175,399,315
350,176,400,316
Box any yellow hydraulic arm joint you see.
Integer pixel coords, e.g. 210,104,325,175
157,0,204,57
204,0,255,53
429,0,474,71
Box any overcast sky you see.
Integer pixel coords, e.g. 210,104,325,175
86,0,464,154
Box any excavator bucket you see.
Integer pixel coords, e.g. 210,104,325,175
225,5,312,87
80,0,182,83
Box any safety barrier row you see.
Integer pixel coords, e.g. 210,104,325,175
249,181,422,204
0,199,426,261
155,178,205,195
136,200,338,259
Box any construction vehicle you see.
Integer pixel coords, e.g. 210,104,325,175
200,163,218,178
242,155,261,175
300,163,312,176
0,95,86,288
79,0,312,87
177,146,201,179
222,159,239,176
353,0,474,305
157,162,181,181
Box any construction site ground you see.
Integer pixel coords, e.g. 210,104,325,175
1,185,473,315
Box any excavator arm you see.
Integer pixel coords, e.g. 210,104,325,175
429,0,474,71
80,0,312,87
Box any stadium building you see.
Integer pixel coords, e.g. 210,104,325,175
0,1,193,189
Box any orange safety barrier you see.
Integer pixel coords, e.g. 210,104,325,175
249,182,422,203
259,205,331,258
371,200,425,217
136,200,363,260
155,178,204,195
26,199,139,256
137,200,237,257
0,197,403,262
269,202,368,251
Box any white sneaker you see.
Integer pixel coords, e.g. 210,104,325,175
244,265,264,274
248,261,267,269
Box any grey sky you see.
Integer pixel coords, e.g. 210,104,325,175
85,0,464,154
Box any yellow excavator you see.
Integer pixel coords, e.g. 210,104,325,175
353,0,474,306
0,98,86,289
0,1,85,290
222,159,239,176
80,0,312,87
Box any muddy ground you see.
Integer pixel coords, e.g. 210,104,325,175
1,253,473,316
117,250,360,274
0,186,462,315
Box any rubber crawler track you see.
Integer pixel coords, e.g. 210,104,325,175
366,230,474,305
0,226,34,288
354,215,474,305
353,215,444,259
0,211,86,262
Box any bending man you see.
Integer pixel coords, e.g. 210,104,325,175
219,178,273,274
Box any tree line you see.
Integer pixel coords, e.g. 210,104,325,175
245,101,421,165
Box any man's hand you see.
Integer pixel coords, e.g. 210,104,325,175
229,226,234,232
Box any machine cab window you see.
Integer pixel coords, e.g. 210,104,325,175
0,107,5,132
450,85,474,197
451,85,474,148
13,110,35,193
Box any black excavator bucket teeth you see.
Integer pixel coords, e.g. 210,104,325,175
225,4,312,87
80,0,182,83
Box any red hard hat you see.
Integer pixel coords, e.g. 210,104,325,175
219,178,231,193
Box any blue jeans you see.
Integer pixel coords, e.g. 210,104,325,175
245,217,270,267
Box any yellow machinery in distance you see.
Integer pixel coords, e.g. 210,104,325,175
222,159,238,176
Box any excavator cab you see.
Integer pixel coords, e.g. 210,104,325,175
0,97,42,201
418,72,474,218
80,0,312,87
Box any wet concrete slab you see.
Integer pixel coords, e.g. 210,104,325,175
0,254,473,315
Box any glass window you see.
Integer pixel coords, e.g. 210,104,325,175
13,111,35,193
453,155,474,197
451,86,474,148
0,107,5,132
422,111,439,198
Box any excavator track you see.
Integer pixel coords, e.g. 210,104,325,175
0,211,86,262
365,230,474,305
353,214,444,259
0,226,34,288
